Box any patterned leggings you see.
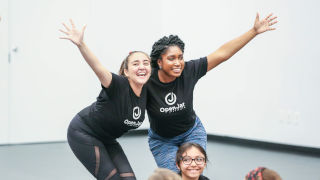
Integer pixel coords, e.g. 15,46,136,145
67,115,136,180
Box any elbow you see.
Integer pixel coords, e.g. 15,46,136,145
215,52,229,63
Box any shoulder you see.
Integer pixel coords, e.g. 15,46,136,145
182,57,208,79
111,73,128,83
199,175,210,180
185,57,207,66
102,73,129,91
184,57,208,71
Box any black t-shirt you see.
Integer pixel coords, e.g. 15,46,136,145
146,57,207,137
199,175,210,180
77,73,147,139
179,172,210,179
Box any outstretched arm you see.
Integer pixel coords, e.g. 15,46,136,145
59,19,112,88
207,13,278,72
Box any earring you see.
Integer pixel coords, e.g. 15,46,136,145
159,65,162,69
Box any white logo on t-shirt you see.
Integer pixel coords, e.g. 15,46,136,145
133,106,141,120
165,92,177,105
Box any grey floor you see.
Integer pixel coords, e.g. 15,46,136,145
1,135,320,180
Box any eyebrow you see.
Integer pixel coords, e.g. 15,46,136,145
183,155,205,158
167,54,183,57
131,59,150,63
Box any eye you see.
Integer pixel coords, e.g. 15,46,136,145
182,156,192,163
167,56,175,61
183,159,190,163
179,56,184,60
196,157,205,163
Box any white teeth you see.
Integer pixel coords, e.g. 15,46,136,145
188,169,199,172
172,68,181,73
137,72,146,76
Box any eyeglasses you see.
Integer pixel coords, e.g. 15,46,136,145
180,156,206,165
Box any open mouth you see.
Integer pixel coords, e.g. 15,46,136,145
172,68,181,73
137,72,147,77
186,169,201,173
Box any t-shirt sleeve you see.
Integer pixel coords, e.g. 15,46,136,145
101,73,128,96
184,57,208,80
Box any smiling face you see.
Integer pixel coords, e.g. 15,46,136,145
157,45,185,82
124,52,151,87
177,146,206,180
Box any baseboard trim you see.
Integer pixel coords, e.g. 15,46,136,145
2,129,320,157
206,134,320,157
125,129,320,157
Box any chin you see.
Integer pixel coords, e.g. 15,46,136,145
185,174,201,179
136,79,148,85
171,72,182,77
188,172,201,177
135,76,150,84
183,170,201,178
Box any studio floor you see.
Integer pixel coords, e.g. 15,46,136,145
1,134,320,180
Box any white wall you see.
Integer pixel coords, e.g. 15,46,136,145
159,0,320,148
0,0,9,144
4,0,161,144
2,0,320,148
7,0,94,143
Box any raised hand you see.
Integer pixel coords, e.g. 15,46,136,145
254,13,278,34
59,19,86,46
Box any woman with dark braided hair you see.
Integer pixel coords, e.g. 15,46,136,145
59,20,151,180
146,13,278,172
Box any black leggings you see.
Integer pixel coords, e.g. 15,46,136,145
67,115,136,180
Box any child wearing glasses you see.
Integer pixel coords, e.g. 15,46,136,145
175,143,209,180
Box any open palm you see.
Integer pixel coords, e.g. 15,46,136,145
59,19,86,46
254,13,278,34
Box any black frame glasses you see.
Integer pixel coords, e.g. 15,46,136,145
180,156,206,165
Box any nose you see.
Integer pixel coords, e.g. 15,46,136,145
138,63,145,69
190,159,197,166
174,59,180,65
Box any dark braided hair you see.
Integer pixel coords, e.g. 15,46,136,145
150,35,185,69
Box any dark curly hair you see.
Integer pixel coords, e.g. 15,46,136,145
150,35,185,68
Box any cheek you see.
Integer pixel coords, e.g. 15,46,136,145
198,165,206,173
127,67,137,73
180,164,189,171
177,162,183,170
164,60,172,66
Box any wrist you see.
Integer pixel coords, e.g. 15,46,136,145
77,41,85,48
250,28,258,36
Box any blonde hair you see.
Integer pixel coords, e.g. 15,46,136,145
262,168,282,180
148,168,182,180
